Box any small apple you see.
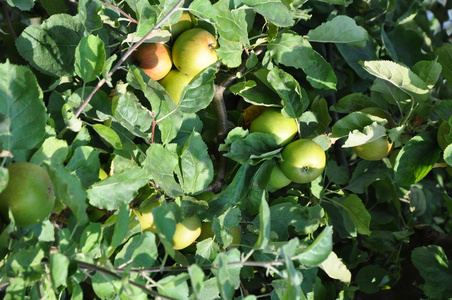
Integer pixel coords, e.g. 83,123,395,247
169,11,194,39
172,28,218,76
352,107,395,161
249,107,298,146
198,221,241,248
279,139,326,184
133,199,163,233
172,215,202,250
159,69,194,104
268,164,292,191
130,43,172,80
0,162,55,227
437,120,451,150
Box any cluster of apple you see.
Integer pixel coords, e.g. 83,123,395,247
247,107,327,191
130,11,219,105
134,199,241,251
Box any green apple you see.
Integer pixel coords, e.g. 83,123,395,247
0,162,55,227
280,139,326,184
249,108,298,146
172,215,202,250
437,120,451,150
130,43,172,80
198,221,241,248
133,199,163,233
159,69,194,104
169,11,194,39
352,107,395,161
268,164,292,191
172,28,218,76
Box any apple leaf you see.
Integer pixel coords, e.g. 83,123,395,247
268,32,337,90
370,78,411,106
212,0,249,45
76,0,104,33
436,44,452,87
92,124,123,150
360,60,430,101
331,111,386,139
0,61,47,154
133,0,158,39
295,225,333,267
179,131,214,195
254,192,270,250
331,93,374,113
6,0,34,11
75,35,106,83
243,160,274,215
50,252,69,289
319,251,352,283
66,146,101,189
217,37,243,68
306,15,368,48
241,0,294,27
394,131,442,186
412,60,442,89
444,144,452,166
15,14,84,77
144,143,184,198
212,249,242,300
341,194,371,236
229,79,281,107
30,136,69,166
87,166,151,210
346,160,390,194
336,40,378,80
40,0,67,15
114,232,158,269
342,122,387,148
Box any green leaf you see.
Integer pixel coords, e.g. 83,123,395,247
436,44,452,87
114,232,158,269
79,223,102,254
66,145,100,189
6,0,34,11
360,60,430,101
30,136,69,166
48,164,89,226
229,80,281,107
254,192,270,250
412,60,442,89
268,32,337,90
223,132,282,165
40,0,67,15
444,144,452,166
212,249,242,299
157,273,190,300
92,124,123,150
394,132,442,186
342,122,387,148
75,35,106,83
179,131,214,195
0,61,46,153
267,67,307,118
355,265,387,294
280,240,303,300
217,37,243,68
295,225,333,267
87,166,151,210
50,252,69,288
178,62,218,114
331,111,386,139
4,277,26,300
411,245,452,299
144,143,183,198
77,0,104,33
346,160,390,194
341,194,371,236
15,14,84,76
306,15,368,48
188,264,205,297
241,0,294,27
319,251,352,283
212,0,249,45
110,203,130,248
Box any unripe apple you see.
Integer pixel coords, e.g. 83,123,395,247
249,108,298,146
172,28,218,76
198,221,241,248
0,162,55,227
159,69,194,105
280,139,326,184
172,215,202,250
352,107,395,161
268,164,292,191
130,43,172,80
133,199,163,233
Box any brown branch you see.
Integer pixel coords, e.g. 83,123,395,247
74,0,185,118
1,1,17,40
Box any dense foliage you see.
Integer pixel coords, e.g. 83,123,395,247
1,0,452,299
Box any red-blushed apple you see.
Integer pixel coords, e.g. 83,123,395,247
172,28,218,76
249,107,298,146
280,139,326,184
130,43,172,80
159,69,194,104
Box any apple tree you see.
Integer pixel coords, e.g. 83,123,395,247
0,0,452,299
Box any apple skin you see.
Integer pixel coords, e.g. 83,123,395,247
130,43,172,81
133,199,163,233
437,121,451,150
352,107,395,160
172,215,202,250
159,69,194,105
280,139,326,184
268,164,292,191
0,162,55,227
172,28,218,76
249,108,298,146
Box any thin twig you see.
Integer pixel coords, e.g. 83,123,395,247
2,1,17,39
100,0,138,24
75,0,185,118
